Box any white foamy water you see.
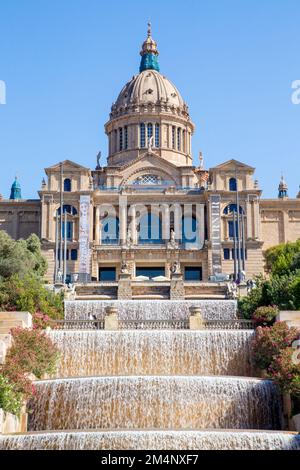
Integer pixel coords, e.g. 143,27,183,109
1,430,299,450
49,330,255,378
28,376,282,432
64,300,237,321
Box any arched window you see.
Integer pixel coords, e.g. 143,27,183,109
223,204,244,215
64,178,71,192
229,177,237,191
140,123,146,148
182,215,198,244
155,124,160,147
172,126,176,149
57,205,77,216
124,126,128,150
147,123,153,145
119,128,123,151
101,217,119,245
133,175,161,185
138,211,162,245
182,130,186,153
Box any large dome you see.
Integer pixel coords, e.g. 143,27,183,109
113,69,186,112
105,24,195,168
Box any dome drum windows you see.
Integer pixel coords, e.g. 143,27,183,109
139,122,160,149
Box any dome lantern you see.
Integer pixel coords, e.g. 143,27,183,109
139,22,160,73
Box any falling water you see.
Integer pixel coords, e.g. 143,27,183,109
64,300,237,321
1,430,299,450
49,330,255,378
28,376,282,432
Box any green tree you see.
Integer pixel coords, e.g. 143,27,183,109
0,231,47,280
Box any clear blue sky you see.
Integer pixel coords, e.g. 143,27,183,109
0,0,299,199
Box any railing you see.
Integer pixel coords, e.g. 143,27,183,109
50,318,254,331
203,319,254,330
51,320,105,330
119,320,189,330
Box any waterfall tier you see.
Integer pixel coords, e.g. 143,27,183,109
49,330,255,378
1,430,299,450
64,300,237,321
28,376,282,432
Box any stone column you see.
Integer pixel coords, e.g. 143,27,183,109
162,204,170,242
130,204,137,244
189,306,205,330
246,199,252,239
104,306,119,330
95,206,100,245
119,199,127,245
197,203,205,248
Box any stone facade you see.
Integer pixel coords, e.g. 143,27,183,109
1,29,299,284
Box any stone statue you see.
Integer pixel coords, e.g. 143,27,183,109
170,261,181,275
148,135,154,151
168,229,178,249
96,151,101,169
120,261,129,275
199,151,204,169
126,227,133,247
57,269,63,283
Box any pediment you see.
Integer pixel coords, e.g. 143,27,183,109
45,159,90,173
119,152,181,185
211,159,255,172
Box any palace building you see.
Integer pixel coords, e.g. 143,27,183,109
1,25,300,297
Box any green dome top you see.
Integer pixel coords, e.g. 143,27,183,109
10,177,22,200
139,23,160,73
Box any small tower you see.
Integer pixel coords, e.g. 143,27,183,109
139,22,160,73
296,185,300,199
10,176,22,200
278,175,288,199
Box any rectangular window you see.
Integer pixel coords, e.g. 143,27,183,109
99,267,116,281
184,266,203,281
62,221,73,240
155,124,160,147
136,267,165,279
71,249,78,261
140,123,146,148
224,248,230,260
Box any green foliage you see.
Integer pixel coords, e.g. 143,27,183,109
265,239,300,276
0,374,23,416
0,231,47,280
0,275,63,319
252,305,279,326
268,348,300,396
238,276,264,319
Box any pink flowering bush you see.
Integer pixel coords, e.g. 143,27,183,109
268,348,300,396
5,327,60,379
32,311,53,330
251,322,299,370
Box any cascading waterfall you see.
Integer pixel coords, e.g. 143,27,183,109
1,430,300,451
28,376,282,432
64,299,238,321
0,299,297,451
49,330,255,378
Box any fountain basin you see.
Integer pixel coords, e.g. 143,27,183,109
0,430,299,450
28,376,282,432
